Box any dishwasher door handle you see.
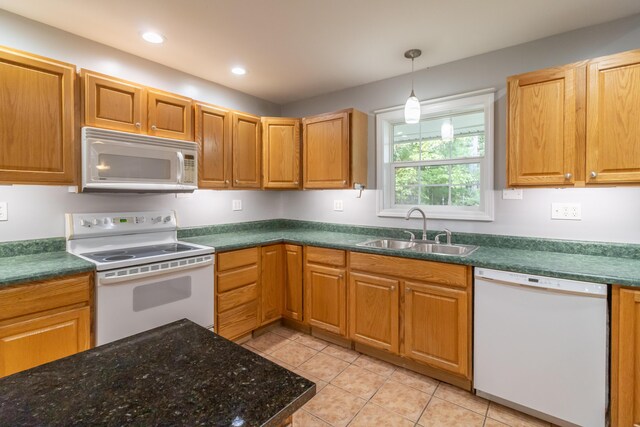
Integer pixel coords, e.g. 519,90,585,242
475,276,607,298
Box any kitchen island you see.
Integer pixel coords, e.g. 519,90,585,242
0,319,314,426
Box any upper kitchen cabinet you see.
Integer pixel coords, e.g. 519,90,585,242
81,69,146,133
262,117,301,189
586,49,640,185
195,102,231,189
147,89,193,141
81,69,193,141
507,64,581,187
0,46,76,185
232,111,262,188
302,108,368,189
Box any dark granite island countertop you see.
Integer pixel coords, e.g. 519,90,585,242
0,319,315,426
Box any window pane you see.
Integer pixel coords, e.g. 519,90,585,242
421,138,450,160
420,165,449,185
395,167,419,204
393,141,420,161
452,134,485,158
451,185,481,206
421,186,449,206
451,163,480,185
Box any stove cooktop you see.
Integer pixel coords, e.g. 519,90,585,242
81,243,197,264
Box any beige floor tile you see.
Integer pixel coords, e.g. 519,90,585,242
434,383,489,415
418,397,485,427
304,384,366,427
299,353,351,382
390,368,439,394
348,402,414,427
241,343,264,356
330,364,386,399
245,332,289,354
295,334,330,351
293,409,330,427
262,354,296,371
271,325,304,340
487,402,550,427
484,418,510,427
293,368,328,392
269,341,319,367
352,354,396,377
321,344,360,363
370,378,431,421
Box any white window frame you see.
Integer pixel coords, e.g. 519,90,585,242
376,89,495,221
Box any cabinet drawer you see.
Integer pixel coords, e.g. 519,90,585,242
217,265,258,293
306,246,346,267
0,273,92,322
217,301,258,340
217,248,259,271
350,252,469,288
217,284,258,313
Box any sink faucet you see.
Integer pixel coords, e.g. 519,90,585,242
405,207,428,241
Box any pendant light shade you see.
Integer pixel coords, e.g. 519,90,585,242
403,49,422,124
441,118,454,141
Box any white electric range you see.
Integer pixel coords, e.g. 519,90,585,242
66,211,214,345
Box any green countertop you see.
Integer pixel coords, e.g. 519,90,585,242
1,221,639,288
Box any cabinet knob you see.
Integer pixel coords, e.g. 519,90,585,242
590,171,598,178
390,285,395,291
338,274,343,279
406,287,412,292
294,181,299,185
342,180,347,185
135,122,141,128
225,180,229,184
564,173,572,179
151,125,157,131
235,179,239,184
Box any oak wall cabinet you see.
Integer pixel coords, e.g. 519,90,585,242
231,111,262,189
302,108,368,189
262,117,301,189
0,46,76,185
194,102,232,189
507,48,640,187
0,272,92,378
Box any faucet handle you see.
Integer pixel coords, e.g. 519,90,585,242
403,231,416,241
434,228,452,245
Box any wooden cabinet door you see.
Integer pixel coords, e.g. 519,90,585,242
507,66,578,186
0,47,76,185
303,111,350,189
403,281,470,377
283,244,303,321
261,245,283,325
232,111,261,188
195,103,231,189
81,69,146,133
612,286,640,426
304,264,347,335
586,50,640,184
147,90,193,141
262,118,301,189
349,272,399,353
0,307,90,377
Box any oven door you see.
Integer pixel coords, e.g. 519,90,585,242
82,136,196,192
95,255,214,345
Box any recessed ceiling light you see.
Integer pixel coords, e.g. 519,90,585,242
231,67,246,75
141,31,165,44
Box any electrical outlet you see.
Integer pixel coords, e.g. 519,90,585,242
502,189,523,200
232,200,242,211
551,203,581,220
0,202,7,221
333,200,344,211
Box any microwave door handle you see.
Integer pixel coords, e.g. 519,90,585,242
177,151,185,183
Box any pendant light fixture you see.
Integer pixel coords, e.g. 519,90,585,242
404,49,422,124
441,118,454,142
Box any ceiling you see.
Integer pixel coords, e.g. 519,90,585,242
1,0,640,104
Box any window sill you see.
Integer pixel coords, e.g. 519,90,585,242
377,207,494,221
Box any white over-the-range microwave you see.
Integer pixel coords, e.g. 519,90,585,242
81,126,198,193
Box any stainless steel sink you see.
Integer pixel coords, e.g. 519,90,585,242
357,238,478,257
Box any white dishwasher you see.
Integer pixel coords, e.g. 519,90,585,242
474,268,608,427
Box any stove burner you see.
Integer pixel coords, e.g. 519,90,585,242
104,255,136,261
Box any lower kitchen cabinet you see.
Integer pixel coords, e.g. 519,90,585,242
0,272,92,378
349,272,399,353
282,244,303,321
215,248,260,340
261,245,283,325
304,247,347,336
403,280,470,377
611,285,640,426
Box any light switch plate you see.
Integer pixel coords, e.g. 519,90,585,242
551,203,581,220
333,200,344,211
0,202,7,221
502,189,523,200
232,200,242,211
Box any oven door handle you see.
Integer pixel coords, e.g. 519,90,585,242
98,257,213,285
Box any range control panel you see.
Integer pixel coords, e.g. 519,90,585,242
66,211,177,239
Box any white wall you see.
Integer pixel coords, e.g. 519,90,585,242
281,13,640,244
0,10,283,242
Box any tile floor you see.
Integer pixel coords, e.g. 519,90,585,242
242,326,552,427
